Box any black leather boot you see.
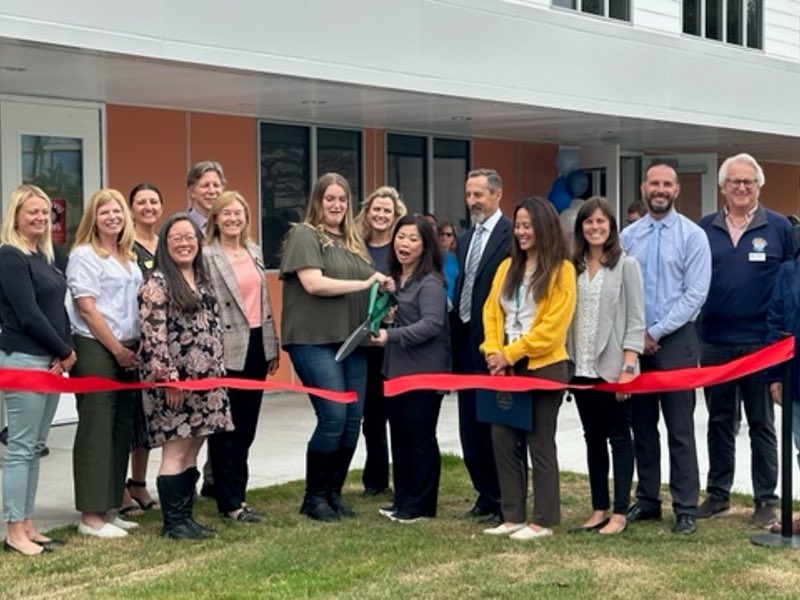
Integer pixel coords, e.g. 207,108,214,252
328,446,357,518
299,450,339,522
183,468,214,536
157,473,204,540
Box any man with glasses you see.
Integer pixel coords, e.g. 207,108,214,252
697,153,795,528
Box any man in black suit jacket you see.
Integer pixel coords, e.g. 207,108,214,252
451,168,512,524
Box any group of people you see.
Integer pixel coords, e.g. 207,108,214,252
451,155,797,542
2,150,798,555
0,161,280,554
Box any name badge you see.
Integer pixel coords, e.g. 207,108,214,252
748,252,766,262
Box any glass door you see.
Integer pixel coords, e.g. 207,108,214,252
1,99,103,424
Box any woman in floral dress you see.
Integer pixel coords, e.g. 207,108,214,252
138,212,234,540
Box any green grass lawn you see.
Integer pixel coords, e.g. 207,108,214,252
3,454,800,599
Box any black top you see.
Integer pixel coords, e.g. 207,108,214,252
133,240,157,275
0,245,73,358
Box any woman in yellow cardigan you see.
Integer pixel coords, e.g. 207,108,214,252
480,196,576,541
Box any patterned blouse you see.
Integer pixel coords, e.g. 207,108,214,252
574,267,606,378
138,270,233,447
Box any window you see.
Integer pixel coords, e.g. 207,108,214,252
259,123,362,268
387,134,427,215
387,134,471,227
433,139,470,230
683,0,762,49
552,0,630,22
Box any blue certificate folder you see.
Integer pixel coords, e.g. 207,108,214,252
476,389,533,431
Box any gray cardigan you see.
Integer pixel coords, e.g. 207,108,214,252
567,254,645,382
204,240,279,371
383,272,451,379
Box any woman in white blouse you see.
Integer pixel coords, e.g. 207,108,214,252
568,196,645,536
67,189,143,539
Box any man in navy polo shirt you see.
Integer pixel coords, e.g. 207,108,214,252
697,153,795,529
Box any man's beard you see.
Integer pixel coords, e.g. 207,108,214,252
646,194,674,214
470,206,487,225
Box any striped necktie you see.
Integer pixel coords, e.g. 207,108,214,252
459,225,486,323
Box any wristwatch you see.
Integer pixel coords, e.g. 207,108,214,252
622,364,636,375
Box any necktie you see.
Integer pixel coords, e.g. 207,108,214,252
459,226,486,323
644,221,663,327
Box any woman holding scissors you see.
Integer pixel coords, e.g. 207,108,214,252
280,173,392,522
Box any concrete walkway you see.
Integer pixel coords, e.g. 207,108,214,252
1,390,797,534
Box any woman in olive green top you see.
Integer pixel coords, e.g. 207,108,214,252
280,172,392,522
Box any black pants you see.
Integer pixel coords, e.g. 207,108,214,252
573,378,634,515
451,318,500,514
389,390,443,517
632,324,700,516
209,328,267,514
361,347,389,492
701,342,777,506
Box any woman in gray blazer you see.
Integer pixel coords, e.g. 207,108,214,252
203,191,279,522
568,196,645,535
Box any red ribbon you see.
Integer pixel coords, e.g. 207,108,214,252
0,371,356,404
1,337,793,404
383,336,795,397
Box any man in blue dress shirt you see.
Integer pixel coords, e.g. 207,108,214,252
620,162,712,535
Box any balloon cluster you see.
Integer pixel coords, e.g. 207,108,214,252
547,148,588,233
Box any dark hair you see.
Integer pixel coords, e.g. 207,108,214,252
643,160,679,183
387,215,444,283
503,197,567,303
128,183,163,206
436,220,456,235
153,213,208,312
186,160,226,188
626,199,647,218
573,196,622,274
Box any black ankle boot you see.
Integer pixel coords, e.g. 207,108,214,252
300,450,339,522
157,473,204,540
328,446,357,518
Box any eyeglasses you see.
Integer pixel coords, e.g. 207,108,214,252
167,233,198,244
726,178,757,189
439,231,454,237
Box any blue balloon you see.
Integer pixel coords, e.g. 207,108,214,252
566,169,589,198
548,176,572,213
556,148,579,175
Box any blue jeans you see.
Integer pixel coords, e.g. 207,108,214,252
287,344,366,453
1,351,59,522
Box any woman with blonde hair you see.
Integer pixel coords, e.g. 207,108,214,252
203,191,280,522
0,185,76,555
280,172,393,522
67,188,142,538
353,186,406,496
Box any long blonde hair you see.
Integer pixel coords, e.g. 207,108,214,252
303,173,369,262
204,190,252,247
354,186,407,244
0,184,55,264
72,188,136,260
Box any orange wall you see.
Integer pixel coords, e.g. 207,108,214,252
364,128,386,193
106,105,188,215
760,162,800,217
472,138,559,215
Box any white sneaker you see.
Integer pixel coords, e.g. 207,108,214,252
78,522,128,538
108,516,139,530
483,522,526,536
509,526,553,541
